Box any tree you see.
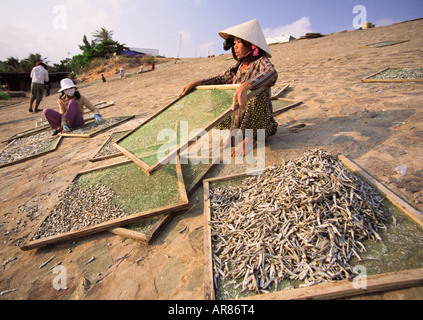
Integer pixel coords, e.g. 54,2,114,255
0,54,49,73
92,27,114,43
22,53,49,72
79,35,95,52
66,34,128,74
1,57,22,72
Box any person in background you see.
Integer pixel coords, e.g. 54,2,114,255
29,62,49,113
101,74,107,82
120,68,125,79
180,19,278,156
137,64,144,74
43,78,104,135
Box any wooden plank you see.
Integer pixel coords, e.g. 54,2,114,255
109,228,149,242
203,178,215,300
338,155,423,228
20,157,189,251
58,115,134,138
271,84,290,99
239,268,423,300
272,99,303,116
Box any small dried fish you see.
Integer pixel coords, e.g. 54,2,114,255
85,256,96,265
39,255,55,269
209,149,389,294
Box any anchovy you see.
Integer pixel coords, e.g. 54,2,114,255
209,149,389,294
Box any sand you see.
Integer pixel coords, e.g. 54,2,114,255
0,18,422,300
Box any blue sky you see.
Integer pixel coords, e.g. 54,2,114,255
0,0,422,64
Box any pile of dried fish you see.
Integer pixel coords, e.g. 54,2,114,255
0,134,57,166
93,131,129,159
209,149,388,294
66,117,127,135
32,183,126,240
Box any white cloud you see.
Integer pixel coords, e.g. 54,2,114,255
0,0,129,64
263,17,313,39
373,18,401,27
175,30,216,57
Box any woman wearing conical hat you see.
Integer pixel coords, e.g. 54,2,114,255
180,19,278,156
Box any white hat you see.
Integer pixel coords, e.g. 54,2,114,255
58,78,77,92
218,19,271,57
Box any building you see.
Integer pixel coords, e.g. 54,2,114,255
266,35,295,45
119,47,160,57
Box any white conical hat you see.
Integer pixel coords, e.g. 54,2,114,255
218,19,271,57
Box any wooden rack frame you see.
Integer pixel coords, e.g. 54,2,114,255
272,98,303,116
203,156,423,300
21,157,189,251
113,85,264,176
362,67,423,83
0,135,62,169
110,155,218,244
89,130,131,162
58,115,134,138
2,126,50,143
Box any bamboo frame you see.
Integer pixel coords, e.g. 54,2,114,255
270,84,290,99
0,136,63,169
58,115,134,138
203,157,423,300
113,85,264,176
2,126,50,143
272,98,303,116
361,67,423,83
110,156,218,244
338,155,423,228
237,268,423,300
20,156,189,251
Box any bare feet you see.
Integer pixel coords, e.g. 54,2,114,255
221,136,232,150
231,137,257,157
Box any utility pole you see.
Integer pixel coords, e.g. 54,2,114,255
177,33,182,59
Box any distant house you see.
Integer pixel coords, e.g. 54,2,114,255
119,47,160,57
266,35,296,45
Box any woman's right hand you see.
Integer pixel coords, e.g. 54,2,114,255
180,81,201,97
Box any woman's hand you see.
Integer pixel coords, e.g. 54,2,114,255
231,82,252,110
180,81,201,97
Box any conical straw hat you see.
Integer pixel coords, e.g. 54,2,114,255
218,19,271,57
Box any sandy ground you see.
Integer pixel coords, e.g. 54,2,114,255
0,19,422,300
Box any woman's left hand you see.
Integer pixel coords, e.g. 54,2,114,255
94,114,104,124
231,82,252,110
